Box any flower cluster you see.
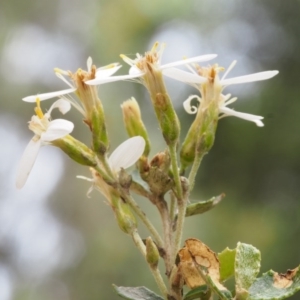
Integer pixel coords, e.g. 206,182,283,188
17,44,278,189
16,42,287,300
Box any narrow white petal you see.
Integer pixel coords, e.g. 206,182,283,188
129,66,144,76
96,64,122,77
220,106,264,127
160,54,218,69
86,73,143,85
108,136,145,172
22,88,76,102
163,68,206,84
41,119,74,141
16,138,42,189
224,97,238,106
221,60,237,81
221,70,279,86
87,57,93,72
46,99,71,116
183,95,201,114
55,72,74,88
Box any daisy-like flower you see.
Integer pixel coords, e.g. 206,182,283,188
22,57,122,120
163,60,279,126
86,42,217,86
16,98,74,189
77,136,145,198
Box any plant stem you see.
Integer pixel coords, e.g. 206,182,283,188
122,192,164,249
131,230,169,299
155,196,173,275
172,192,188,265
169,192,176,222
187,154,204,192
169,144,183,200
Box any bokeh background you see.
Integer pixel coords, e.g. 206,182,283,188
1,0,300,299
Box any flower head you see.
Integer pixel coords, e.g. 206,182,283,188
163,60,279,126
86,42,217,86
22,57,121,119
16,98,74,189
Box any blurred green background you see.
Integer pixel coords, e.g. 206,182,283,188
1,0,300,299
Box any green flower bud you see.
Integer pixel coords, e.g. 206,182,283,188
52,135,97,167
121,97,151,156
146,237,160,269
111,196,137,235
91,103,109,155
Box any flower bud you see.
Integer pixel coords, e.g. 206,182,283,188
91,103,109,155
111,196,137,235
52,135,97,167
146,237,160,269
121,98,151,157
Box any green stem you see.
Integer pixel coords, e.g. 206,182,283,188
121,192,164,249
155,196,172,275
187,154,204,192
131,230,169,299
169,192,176,222
169,144,183,200
172,192,188,264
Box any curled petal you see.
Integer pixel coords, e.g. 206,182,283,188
220,106,264,127
96,63,122,77
41,119,74,142
183,95,201,114
46,99,71,116
76,175,94,198
22,88,76,102
221,71,279,86
108,136,145,172
86,73,143,85
163,68,206,84
16,137,42,189
161,54,217,69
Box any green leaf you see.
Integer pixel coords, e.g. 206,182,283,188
219,247,236,282
235,242,261,299
113,285,164,300
248,266,300,300
185,194,225,217
183,285,210,300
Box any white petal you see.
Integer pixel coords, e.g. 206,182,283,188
220,106,264,127
96,63,122,78
41,119,74,142
87,57,93,72
86,73,143,85
163,68,206,84
129,66,144,76
16,138,42,189
221,60,237,81
46,99,71,116
221,70,279,86
160,54,218,69
22,88,76,102
108,136,145,172
55,72,74,89
183,95,201,114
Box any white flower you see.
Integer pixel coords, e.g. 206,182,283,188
22,57,122,116
86,42,217,85
163,60,279,126
16,99,74,189
77,136,145,197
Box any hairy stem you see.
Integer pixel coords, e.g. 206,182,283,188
131,230,168,299
122,192,164,249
